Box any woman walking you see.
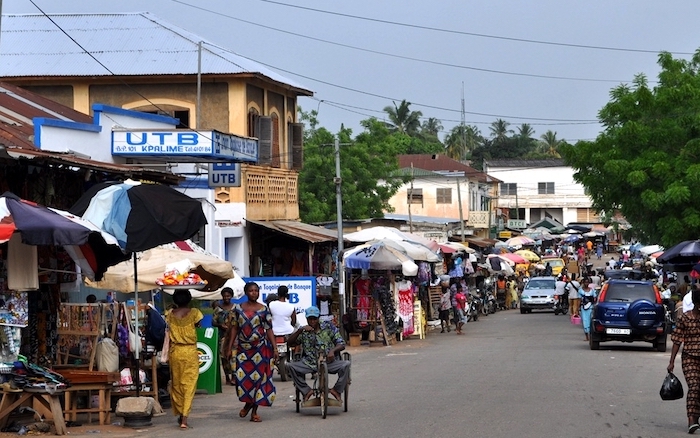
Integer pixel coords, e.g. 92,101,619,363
212,287,235,385
166,289,203,429
578,278,597,341
225,282,278,422
668,289,700,434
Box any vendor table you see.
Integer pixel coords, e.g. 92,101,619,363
0,388,66,435
63,382,113,425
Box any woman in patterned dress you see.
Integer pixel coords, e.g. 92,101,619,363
166,289,203,429
225,282,278,422
669,289,700,434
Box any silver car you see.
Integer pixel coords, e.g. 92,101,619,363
520,277,557,314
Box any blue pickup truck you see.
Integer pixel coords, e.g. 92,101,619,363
589,279,667,351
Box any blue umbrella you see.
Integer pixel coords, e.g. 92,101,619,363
563,234,581,243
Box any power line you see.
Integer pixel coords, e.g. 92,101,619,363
170,0,636,84
255,0,694,55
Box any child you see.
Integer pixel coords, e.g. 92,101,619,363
439,286,452,333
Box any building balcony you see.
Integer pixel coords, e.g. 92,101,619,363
215,165,299,221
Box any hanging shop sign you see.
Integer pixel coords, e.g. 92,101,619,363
208,162,241,188
111,130,258,162
240,276,316,326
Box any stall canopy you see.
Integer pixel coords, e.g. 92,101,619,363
343,241,418,276
344,226,440,252
85,240,234,292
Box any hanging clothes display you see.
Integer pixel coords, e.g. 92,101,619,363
396,280,414,337
354,277,372,321
375,278,398,336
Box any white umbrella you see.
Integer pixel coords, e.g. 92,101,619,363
639,244,663,255
344,226,440,252
343,242,419,276
367,239,441,262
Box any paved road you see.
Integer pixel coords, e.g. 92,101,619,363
60,301,687,438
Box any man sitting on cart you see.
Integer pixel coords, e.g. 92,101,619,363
287,306,350,403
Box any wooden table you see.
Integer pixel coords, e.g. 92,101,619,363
0,388,66,435
63,382,113,425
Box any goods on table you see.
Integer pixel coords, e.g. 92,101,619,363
155,270,206,287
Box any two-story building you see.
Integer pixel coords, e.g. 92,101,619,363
384,154,500,243
0,12,339,276
483,159,599,228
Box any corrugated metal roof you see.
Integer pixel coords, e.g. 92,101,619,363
398,154,500,183
246,219,340,243
485,159,565,168
0,12,312,95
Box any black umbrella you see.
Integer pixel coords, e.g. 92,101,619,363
656,240,700,264
70,180,207,396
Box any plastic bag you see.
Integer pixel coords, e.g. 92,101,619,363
96,338,119,372
660,372,684,400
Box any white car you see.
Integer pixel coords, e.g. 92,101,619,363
520,277,556,314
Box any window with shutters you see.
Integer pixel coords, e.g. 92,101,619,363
407,188,423,205
290,122,304,170
248,109,259,138
256,116,272,166
271,113,281,168
436,188,452,204
538,182,555,194
500,183,517,196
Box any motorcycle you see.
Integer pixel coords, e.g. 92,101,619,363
274,335,292,381
466,293,480,322
553,291,569,315
484,288,497,314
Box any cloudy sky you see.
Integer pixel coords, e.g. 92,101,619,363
4,0,700,144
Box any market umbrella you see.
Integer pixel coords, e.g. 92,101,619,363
367,239,441,262
563,234,582,243
85,240,234,292
70,180,207,397
515,249,540,262
343,241,418,276
499,253,529,265
639,244,663,256
344,226,440,252
657,240,700,264
440,242,476,254
505,236,535,247
0,192,129,281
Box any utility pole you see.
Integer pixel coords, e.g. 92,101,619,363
334,138,346,333
460,82,466,158
456,177,465,242
196,41,202,128
408,163,414,233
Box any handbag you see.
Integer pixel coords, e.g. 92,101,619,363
660,372,684,400
160,329,171,364
125,304,142,355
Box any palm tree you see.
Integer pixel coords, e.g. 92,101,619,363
445,124,482,160
421,117,443,138
516,123,535,140
539,130,562,157
383,100,423,135
489,119,511,144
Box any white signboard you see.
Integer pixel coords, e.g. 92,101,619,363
208,163,241,187
240,277,316,327
508,219,527,229
112,130,258,162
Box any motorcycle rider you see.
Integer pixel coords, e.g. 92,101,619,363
268,285,297,336
287,306,350,403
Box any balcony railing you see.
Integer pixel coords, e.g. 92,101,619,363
466,210,491,228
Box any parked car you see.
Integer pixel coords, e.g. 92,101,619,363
520,277,556,314
540,257,565,276
589,279,666,351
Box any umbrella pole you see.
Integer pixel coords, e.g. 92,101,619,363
133,252,140,398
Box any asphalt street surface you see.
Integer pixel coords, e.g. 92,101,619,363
15,254,687,438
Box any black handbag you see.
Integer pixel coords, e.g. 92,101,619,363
660,372,684,401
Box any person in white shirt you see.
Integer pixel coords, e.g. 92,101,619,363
269,285,297,336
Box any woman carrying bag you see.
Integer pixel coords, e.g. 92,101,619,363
668,288,700,434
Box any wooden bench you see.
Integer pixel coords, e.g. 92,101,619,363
0,388,66,435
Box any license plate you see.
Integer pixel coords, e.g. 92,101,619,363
277,344,288,353
606,328,631,335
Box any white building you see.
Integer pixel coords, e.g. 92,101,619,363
483,159,599,227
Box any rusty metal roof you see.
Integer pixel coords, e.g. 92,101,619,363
0,12,312,96
398,154,500,184
246,219,340,244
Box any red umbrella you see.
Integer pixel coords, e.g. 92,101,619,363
499,253,529,264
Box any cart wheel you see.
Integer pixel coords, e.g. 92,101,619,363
295,386,300,413
279,355,288,382
319,361,328,419
343,352,351,413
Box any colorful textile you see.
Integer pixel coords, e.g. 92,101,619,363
297,321,345,369
397,282,414,337
166,308,203,418
682,353,700,419
231,305,276,406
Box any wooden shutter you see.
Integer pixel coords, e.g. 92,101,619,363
257,116,272,166
291,123,304,170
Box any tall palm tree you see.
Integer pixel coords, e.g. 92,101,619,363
383,100,423,135
539,130,562,157
516,123,535,140
421,117,443,138
445,124,482,160
489,119,511,144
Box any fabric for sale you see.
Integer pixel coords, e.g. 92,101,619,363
8,234,38,291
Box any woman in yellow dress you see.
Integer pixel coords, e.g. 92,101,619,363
166,289,203,429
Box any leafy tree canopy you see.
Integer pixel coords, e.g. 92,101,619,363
560,50,700,246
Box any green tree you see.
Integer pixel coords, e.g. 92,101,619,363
383,100,423,135
445,124,482,160
560,50,700,246
297,109,405,222
489,119,512,144
420,117,443,139
539,130,562,157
